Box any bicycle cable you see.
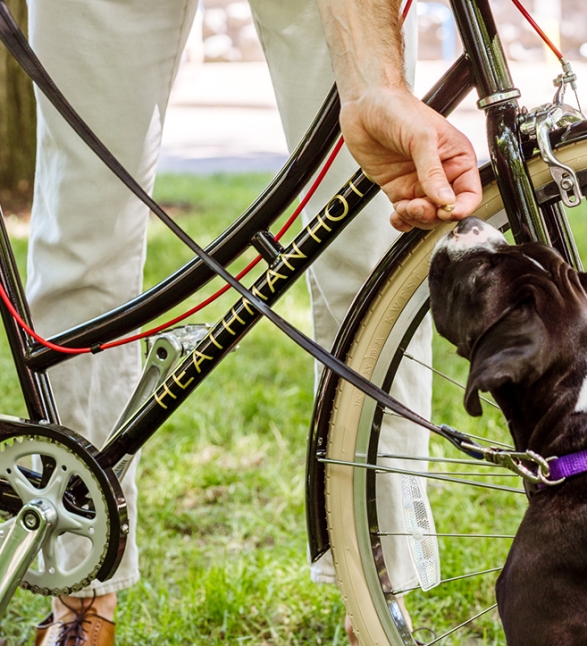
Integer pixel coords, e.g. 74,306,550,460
509,0,564,61
0,135,344,354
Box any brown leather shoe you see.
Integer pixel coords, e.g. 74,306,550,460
35,610,115,646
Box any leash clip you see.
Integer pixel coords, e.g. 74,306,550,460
462,445,565,485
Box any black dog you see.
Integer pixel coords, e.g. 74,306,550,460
429,216,587,645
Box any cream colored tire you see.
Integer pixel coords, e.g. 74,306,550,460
326,140,587,645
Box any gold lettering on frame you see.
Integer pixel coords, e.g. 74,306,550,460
241,298,255,316
306,214,332,243
208,330,224,349
251,285,268,301
325,195,350,222
192,350,213,373
173,370,194,390
281,241,307,271
348,180,364,198
154,379,185,409
162,383,177,400
222,318,237,335
154,391,169,409
266,269,287,293
231,307,245,325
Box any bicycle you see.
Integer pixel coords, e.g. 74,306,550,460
0,0,587,644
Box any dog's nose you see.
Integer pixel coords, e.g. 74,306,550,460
448,217,507,249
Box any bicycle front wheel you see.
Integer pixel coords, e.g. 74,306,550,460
326,136,587,645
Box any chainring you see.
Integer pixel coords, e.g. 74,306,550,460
0,419,127,596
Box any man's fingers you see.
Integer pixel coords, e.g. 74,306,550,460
390,211,414,232
392,199,449,231
410,139,456,209
449,166,483,216
394,197,440,224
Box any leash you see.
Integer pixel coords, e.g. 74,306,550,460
0,3,567,479
0,2,487,460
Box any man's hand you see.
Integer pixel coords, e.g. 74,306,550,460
315,0,482,232
340,87,482,231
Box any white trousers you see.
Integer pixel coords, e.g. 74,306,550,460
27,0,428,596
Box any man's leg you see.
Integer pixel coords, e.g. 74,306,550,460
248,0,429,634
27,0,198,629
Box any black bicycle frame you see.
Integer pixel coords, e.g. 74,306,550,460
0,0,579,540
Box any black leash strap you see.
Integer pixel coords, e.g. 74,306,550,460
0,2,485,460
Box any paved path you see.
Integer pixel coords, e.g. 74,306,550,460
160,62,288,174
159,59,587,175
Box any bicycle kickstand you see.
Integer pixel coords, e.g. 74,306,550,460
0,499,55,618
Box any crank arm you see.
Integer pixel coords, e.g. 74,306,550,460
0,499,55,617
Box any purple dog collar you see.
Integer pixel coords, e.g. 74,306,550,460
547,449,587,481
533,449,587,491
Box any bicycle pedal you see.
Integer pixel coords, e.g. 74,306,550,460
144,323,211,357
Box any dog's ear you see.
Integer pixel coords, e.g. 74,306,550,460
464,305,550,416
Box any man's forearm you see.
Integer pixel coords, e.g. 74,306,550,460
315,0,407,101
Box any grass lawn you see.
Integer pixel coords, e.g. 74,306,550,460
0,173,346,645
0,175,586,645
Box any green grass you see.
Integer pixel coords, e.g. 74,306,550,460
0,174,346,645
0,177,586,645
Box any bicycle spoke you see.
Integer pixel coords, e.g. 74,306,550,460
423,604,499,646
392,567,502,595
426,471,518,478
378,452,520,476
379,410,514,449
319,457,525,493
462,432,514,449
401,349,499,409
377,452,509,467
376,531,515,539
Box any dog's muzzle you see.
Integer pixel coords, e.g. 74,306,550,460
437,216,508,256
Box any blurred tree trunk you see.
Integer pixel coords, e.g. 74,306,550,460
0,0,36,214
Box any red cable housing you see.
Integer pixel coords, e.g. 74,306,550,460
2,0,565,354
0,136,345,354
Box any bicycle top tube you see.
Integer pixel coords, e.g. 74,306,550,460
2,0,583,374
21,53,475,372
